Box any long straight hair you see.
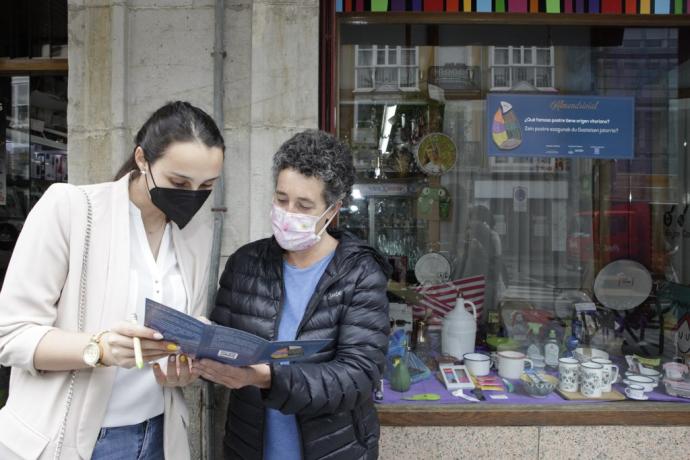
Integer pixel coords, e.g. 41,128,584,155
114,101,224,180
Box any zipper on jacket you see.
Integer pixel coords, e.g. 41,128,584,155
262,257,284,459
272,260,285,341
296,414,306,460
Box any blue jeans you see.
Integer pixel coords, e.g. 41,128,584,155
91,414,164,460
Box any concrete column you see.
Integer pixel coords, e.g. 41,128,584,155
212,1,320,456
67,1,114,184
246,0,320,240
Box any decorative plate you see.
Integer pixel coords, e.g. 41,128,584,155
593,259,652,311
414,133,457,176
414,252,451,285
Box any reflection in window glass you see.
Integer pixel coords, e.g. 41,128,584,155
0,75,67,277
494,47,508,65
537,48,550,65
0,75,67,409
377,49,386,65
358,48,373,66
523,48,532,65
513,48,521,64
388,48,397,65
337,23,690,383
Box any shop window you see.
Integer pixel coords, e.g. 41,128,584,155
355,45,419,92
490,46,555,91
0,0,67,410
335,21,690,408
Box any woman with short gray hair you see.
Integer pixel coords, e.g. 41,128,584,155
272,128,356,207
194,129,391,459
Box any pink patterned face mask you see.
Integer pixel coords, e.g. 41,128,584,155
271,202,336,251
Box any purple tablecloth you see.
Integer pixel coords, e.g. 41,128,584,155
379,372,690,405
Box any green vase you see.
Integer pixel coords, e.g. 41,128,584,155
390,356,411,392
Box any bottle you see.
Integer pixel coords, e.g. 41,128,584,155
526,335,541,360
544,329,560,368
441,296,477,360
414,319,433,369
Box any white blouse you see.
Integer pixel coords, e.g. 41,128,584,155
102,202,188,427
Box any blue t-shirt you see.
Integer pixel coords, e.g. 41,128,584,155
264,251,335,460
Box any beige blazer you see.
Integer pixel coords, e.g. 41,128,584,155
0,174,213,459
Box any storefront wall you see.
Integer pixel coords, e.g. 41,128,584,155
66,1,689,458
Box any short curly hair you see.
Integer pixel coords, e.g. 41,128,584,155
272,129,355,206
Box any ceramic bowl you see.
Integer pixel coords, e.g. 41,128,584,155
623,374,656,392
638,367,662,382
520,373,558,398
626,369,661,383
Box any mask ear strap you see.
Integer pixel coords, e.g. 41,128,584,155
316,201,341,237
146,162,159,188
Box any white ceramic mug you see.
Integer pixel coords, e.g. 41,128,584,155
497,351,533,380
463,353,491,376
558,357,580,393
625,384,646,400
622,374,656,392
591,358,619,393
579,362,604,398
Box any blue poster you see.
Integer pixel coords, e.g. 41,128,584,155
486,94,635,159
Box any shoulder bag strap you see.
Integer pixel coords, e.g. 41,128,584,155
54,187,93,460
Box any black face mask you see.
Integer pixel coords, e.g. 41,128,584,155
145,165,211,229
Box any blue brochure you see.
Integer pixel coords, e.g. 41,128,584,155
144,298,331,366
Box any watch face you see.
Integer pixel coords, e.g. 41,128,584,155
83,342,100,366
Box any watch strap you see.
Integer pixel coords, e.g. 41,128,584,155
90,330,110,367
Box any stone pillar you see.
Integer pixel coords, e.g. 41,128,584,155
245,0,320,240
213,1,319,456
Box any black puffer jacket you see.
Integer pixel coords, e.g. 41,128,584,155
211,230,391,460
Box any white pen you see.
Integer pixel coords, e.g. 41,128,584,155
128,313,144,369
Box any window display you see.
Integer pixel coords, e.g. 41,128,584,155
336,21,690,405
0,75,67,409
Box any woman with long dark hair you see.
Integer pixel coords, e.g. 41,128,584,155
0,101,224,460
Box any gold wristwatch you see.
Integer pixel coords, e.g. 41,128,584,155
82,330,109,367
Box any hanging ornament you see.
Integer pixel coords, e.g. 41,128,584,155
438,187,451,220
